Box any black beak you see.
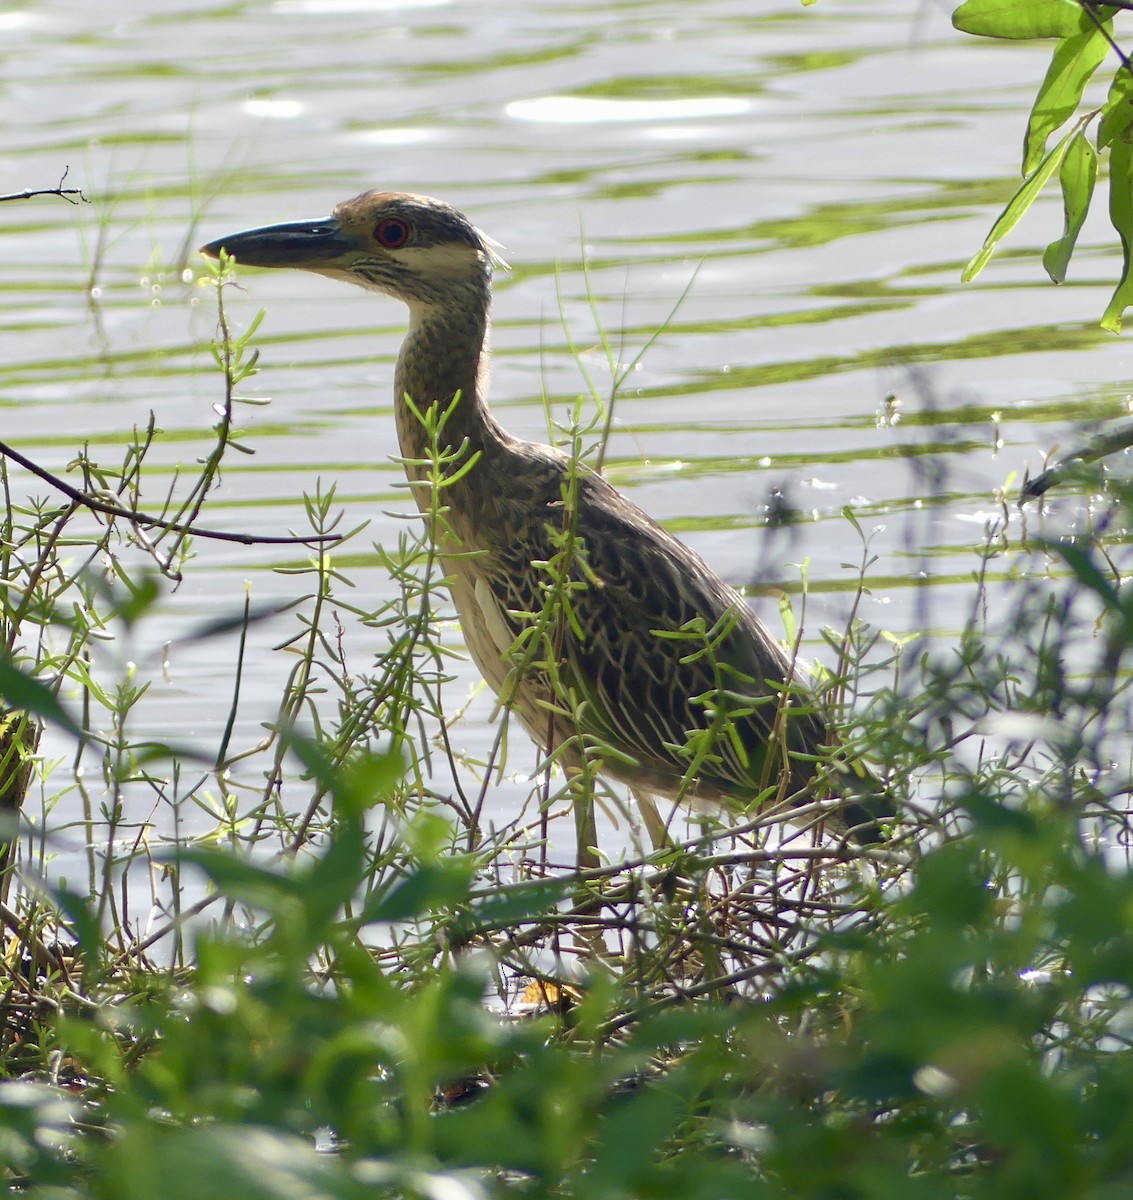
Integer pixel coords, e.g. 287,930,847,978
199,217,352,269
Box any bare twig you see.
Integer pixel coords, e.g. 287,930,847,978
0,167,86,206
1079,1,1133,77
0,438,340,547
0,901,71,978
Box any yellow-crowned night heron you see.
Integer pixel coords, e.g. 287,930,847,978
201,191,892,865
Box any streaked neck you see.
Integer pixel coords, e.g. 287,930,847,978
393,298,509,497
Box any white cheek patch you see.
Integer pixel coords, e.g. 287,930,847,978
313,266,371,287
397,243,481,280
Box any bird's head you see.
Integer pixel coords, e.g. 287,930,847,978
200,191,503,309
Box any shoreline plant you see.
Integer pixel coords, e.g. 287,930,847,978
0,182,1132,1196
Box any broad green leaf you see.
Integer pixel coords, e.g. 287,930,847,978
0,655,80,738
52,885,104,961
300,808,367,930
963,114,1092,283
110,1125,366,1200
334,746,405,819
953,0,1092,40
1098,66,1133,149
178,846,298,909
1049,541,1121,613
1023,26,1108,174
1104,67,1133,331
449,877,570,938
587,1079,686,1193
1043,128,1097,282
360,859,476,923
107,569,163,629
1103,87,1133,332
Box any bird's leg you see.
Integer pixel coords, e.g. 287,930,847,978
566,767,600,871
556,745,600,870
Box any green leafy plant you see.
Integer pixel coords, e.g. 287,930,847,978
7,181,1133,1198
952,1,1133,329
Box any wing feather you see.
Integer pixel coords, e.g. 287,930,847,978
480,458,827,803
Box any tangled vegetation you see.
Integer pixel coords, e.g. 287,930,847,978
0,216,1128,1199
10,8,1133,1176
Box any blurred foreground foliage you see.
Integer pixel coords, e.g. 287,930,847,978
5,731,1133,1197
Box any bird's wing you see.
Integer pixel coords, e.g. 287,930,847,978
566,495,828,797
486,466,828,801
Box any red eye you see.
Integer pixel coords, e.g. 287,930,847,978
375,218,410,248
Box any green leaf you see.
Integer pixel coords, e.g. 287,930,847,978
1049,540,1121,613
1043,127,1097,282
110,1125,370,1200
1103,114,1133,333
587,1079,685,1192
1022,27,1108,175
449,877,570,939
107,569,163,629
963,114,1092,283
52,885,104,961
178,846,298,910
335,746,405,820
953,0,1092,40
0,1082,78,1174
959,790,1041,836
0,655,80,738
299,814,366,930
1098,66,1133,149
360,859,476,923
